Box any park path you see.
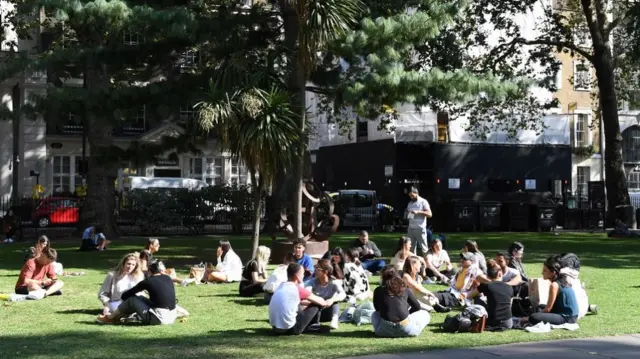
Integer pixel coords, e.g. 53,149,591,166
345,334,640,359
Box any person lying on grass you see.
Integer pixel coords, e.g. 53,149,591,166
98,252,145,316
15,247,64,299
96,260,178,325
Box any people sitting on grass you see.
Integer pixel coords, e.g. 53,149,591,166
425,237,454,284
433,252,481,308
15,247,64,299
349,230,386,274
473,259,514,331
521,255,579,327
322,247,345,281
305,259,346,329
292,238,314,280
140,238,160,274
80,225,110,251
553,253,596,318
478,252,523,287
391,236,425,272
98,252,144,316
25,235,51,262
207,240,243,283
508,242,528,282
401,256,449,313
371,266,430,338
463,240,487,274
269,263,329,335
239,245,271,297
97,260,178,325
264,253,296,303
342,248,372,301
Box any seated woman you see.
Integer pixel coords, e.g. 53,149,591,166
402,256,444,312
239,245,271,297
523,256,579,326
463,240,487,274
433,252,481,308
207,240,243,283
96,261,178,325
425,238,454,283
264,253,296,303
342,248,372,301
390,236,425,272
371,266,430,338
306,259,346,329
98,252,144,316
508,241,528,282
139,238,184,284
473,259,514,330
322,247,345,281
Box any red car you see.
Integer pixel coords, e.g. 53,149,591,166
32,197,80,228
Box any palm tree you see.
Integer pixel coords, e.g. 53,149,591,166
198,84,300,257
276,0,363,238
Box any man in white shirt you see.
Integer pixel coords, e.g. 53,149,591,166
269,263,328,335
478,252,523,287
405,187,432,256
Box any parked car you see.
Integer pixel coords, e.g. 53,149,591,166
330,190,378,229
31,197,80,228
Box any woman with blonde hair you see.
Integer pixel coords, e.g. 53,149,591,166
98,252,144,316
239,245,271,297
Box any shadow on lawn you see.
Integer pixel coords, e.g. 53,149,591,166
57,309,102,315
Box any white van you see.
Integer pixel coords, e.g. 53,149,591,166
121,176,208,192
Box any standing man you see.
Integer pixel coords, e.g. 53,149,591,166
406,187,432,256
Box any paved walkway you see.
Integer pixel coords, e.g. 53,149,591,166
347,335,640,359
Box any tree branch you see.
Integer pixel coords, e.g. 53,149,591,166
580,0,605,49
517,38,594,62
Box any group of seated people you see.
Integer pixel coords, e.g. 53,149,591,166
9,230,596,335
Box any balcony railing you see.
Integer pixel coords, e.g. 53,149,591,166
48,122,149,137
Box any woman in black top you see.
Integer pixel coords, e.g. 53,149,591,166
371,266,430,337
475,259,514,330
239,246,271,297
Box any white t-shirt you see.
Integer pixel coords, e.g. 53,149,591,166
264,265,288,293
426,250,450,269
268,282,311,330
406,197,431,229
501,267,520,283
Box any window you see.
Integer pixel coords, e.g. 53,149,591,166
64,113,83,134
74,156,85,188
577,166,590,196
180,50,198,68
623,126,640,163
52,156,71,193
575,114,589,147
573,60,591,91
629,170,640,192
356,118,368,142
123,33,140,45
189,157,223,185
180,104,195,123
230,159,248,185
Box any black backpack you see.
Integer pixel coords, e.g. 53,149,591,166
441,305,487,333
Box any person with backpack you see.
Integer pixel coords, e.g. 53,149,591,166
371,266,430,337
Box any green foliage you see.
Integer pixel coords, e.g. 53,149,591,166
127,189,185,235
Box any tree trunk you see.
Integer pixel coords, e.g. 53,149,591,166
80,55,119,238
251,173,264,259
593,47,632,226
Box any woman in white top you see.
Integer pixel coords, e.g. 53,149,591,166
390,236,425,272
425,238,455,283
98,252,144,316
207,240,243,283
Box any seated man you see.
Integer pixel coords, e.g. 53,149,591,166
349,230,385,274
477,252,525,296
15,247,64,299
269,263,328,335
96,261,177,325
80,225,110,251
292,238,314,280
433,252,480,308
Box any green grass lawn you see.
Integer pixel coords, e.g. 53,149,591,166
0,232,639,359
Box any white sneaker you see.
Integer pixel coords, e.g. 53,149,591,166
330,316,339,329
3,238,13,243
9,294,28,302
181,278,196,287
551,323,579,331
26,289,46,300
525,322,551,333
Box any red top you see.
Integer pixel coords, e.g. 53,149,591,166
15,258,56,289
297,285,311,300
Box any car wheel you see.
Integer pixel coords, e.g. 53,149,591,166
38,217,50,228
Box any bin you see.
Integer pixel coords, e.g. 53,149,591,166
531,204,557,231
564,209,582,229
479,201,501,231
505,202,529,231
452,200,478,231
583,209,604,229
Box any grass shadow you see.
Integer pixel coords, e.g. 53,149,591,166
57,309,102,315
232,299,266,307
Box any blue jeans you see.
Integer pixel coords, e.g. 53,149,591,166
371,310,430,337
361,259,386,274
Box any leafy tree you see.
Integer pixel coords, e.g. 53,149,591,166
198,84,300,257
